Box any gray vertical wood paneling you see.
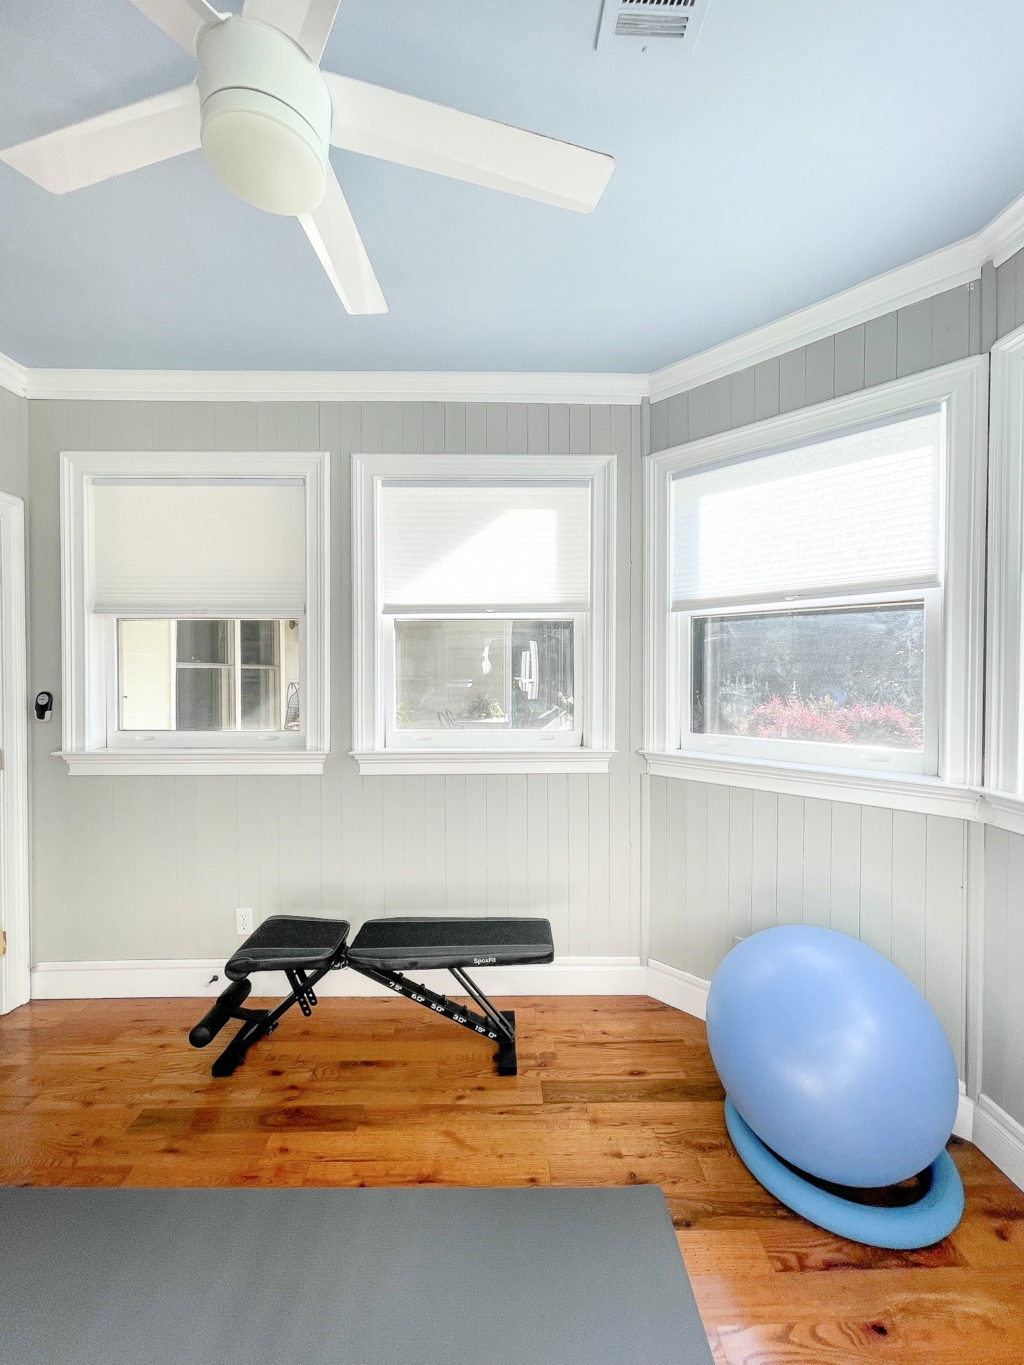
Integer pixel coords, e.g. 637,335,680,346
649,280,984,452
982,827,1024,1126
0,390,28,501
27,397,642,966
994,248,1024,341
645,778,969,1071
833,326,865,397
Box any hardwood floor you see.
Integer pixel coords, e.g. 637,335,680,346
2,994,1023,1364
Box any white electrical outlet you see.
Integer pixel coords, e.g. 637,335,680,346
236,907,253,936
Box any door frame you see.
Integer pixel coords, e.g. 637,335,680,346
0,491,29,1013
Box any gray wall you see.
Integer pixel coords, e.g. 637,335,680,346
980,248,1024,1127
982,827,1024,1122
0,389,28,502
995,245,1024,340
644,280,982,1073
648,784,967,1071
25,398,644,966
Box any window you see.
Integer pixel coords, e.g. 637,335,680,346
646,359,987,801
118,618,301,732
352,454,615,773
60,452,329,774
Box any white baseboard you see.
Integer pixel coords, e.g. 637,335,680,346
973,1094,1024,1193
30,956,648,1002
954,1084,975,1142
645,959,710,1020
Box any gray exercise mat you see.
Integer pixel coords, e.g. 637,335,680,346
0,1185,713,1365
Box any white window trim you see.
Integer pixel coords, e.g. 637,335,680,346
644,357,988,813
351,452,616,775
983,323,1024,806
59,450,330,776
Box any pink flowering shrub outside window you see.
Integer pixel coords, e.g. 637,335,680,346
740,696,923,749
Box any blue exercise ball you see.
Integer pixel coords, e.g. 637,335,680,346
706,925,959,1188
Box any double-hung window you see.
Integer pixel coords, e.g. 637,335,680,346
60,451,329,775
352,454,616,773
646,360,986,798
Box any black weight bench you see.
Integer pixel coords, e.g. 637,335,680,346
189,915,554,1078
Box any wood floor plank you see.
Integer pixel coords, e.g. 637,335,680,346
1,995,1022,1365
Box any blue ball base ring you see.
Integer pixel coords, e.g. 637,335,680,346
724,1098,965,1250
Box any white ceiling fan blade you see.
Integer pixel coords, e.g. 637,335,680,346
299,170,387,315
0,86,200,195
242,0,343,62
323,73,615,214
128,0,226,55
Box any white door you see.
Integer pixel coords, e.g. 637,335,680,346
0,492,29,1015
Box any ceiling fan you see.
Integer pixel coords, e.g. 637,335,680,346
0,0,615,315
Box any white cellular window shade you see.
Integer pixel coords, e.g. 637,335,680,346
378,480,592,614
91,480,307,614
670,410,943,611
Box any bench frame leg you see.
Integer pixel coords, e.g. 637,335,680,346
348,962,519,1075
206,962,336,1077
193,958,521,1078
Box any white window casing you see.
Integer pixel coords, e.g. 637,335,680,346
351,453,616,775
60,451,330,775
644,357,988,816
982,324,1024,833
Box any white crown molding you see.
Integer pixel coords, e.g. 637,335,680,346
20,368,649,405
980,190,1024,270
647,190,1024,403
3,191,1023,406
0,350,27,399
649,241,982,403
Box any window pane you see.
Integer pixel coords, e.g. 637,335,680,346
691,603,925,749
394,620,574,731
177,666,233,730
177,620,232,666
119,619,173,729
241,668,278,729
510,620,574,729
241,620,279,667
118,618,300,733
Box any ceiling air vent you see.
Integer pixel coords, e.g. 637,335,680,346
595,0,710,52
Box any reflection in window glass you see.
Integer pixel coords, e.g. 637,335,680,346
118,619,300,732
395,619,574,731
691,603,925,749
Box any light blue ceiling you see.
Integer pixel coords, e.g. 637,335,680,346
2,0,1024,373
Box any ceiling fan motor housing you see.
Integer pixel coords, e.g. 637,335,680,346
197,16,332,216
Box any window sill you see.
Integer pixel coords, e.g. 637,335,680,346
642,750,979,818
352,749,614,776
977,790,1024,836
58,750,329,776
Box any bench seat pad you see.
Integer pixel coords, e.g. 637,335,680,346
226,915,350,980
348,917,554,971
